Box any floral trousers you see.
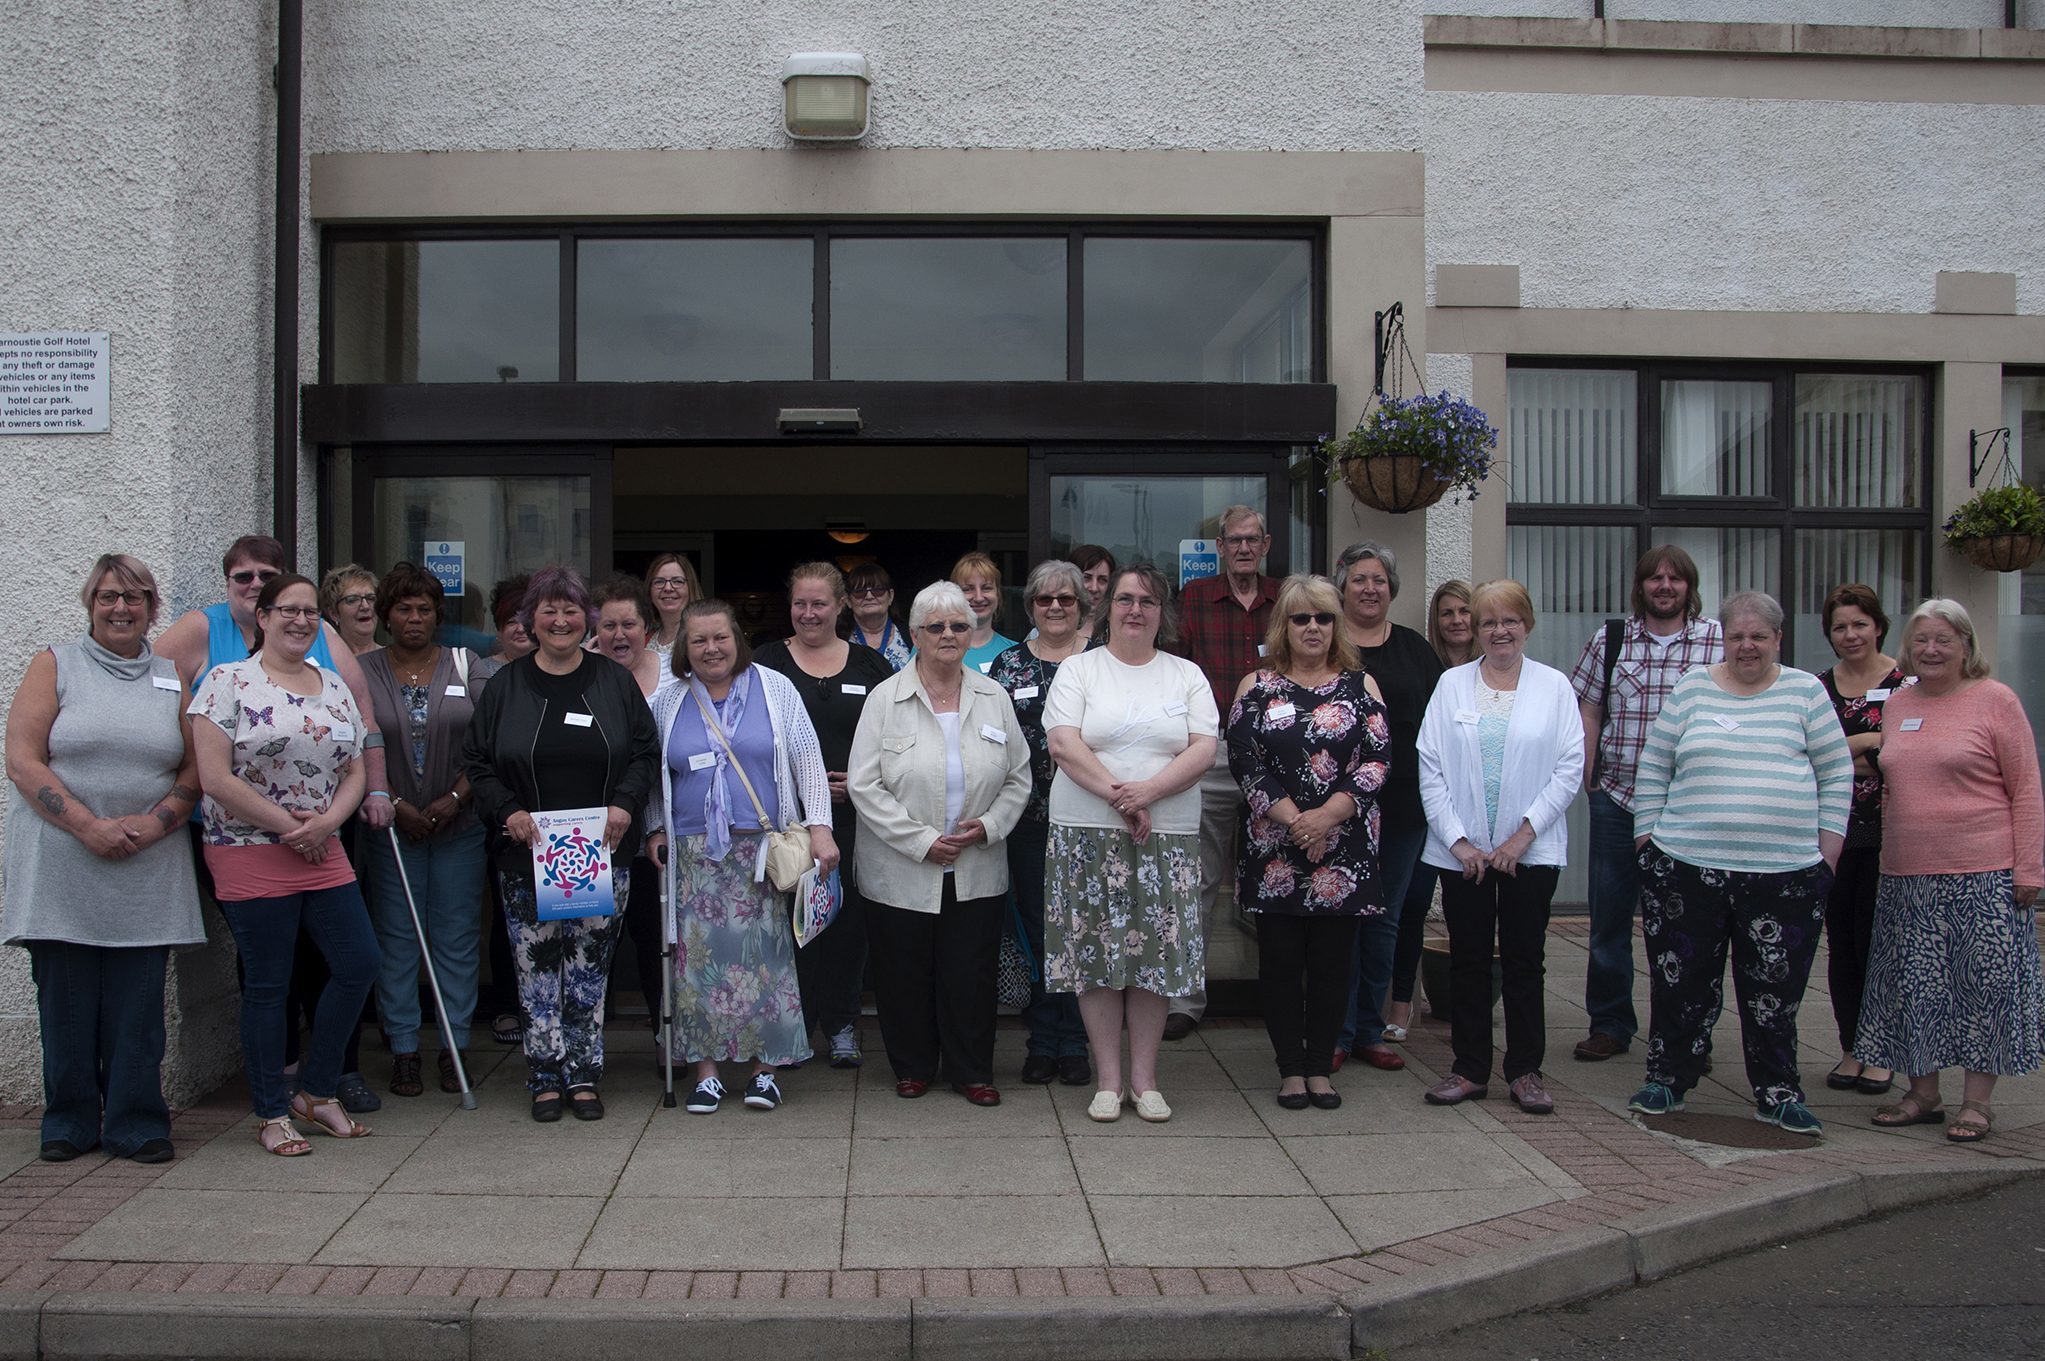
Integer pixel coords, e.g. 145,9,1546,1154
1638,843,1830,1109
497,864,629,1093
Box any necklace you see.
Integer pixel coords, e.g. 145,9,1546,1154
391,646,438,685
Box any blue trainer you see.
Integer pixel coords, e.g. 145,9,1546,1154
1627,1083,1684,1115
1757,1098,1822,1136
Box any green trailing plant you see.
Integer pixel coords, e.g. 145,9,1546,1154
1317,391,1499,503
1942,482,2045,548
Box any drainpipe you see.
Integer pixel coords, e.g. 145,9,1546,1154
273,0,302,560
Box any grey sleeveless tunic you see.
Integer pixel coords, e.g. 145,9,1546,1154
1,638,206,948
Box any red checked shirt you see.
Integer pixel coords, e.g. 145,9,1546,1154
1568,614,1723,812
1178,573,1280,719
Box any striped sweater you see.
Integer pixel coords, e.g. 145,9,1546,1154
1631,667,1853,874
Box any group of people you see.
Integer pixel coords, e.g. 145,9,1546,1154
3,523,2039,1163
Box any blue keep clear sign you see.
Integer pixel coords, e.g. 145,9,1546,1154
1178,539,1220,587
424,541,465,597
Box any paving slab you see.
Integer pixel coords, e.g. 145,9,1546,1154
0,1133,45,1181
1326,1183,1566,1251
156,1133,424,1193
579,1195,844,1270
849,1136,1078,1197
313,1192,603,1269
1049,1084,1270,1138
385,1132,632,1197
841,1194,1102,1269
1281,1130,1554,1196
618,1136,851,1198
55,1188,368,1264
1089,1194,1358,1269
1069,1135,1309,1197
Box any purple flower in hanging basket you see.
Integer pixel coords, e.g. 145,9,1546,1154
1317,391,1500,503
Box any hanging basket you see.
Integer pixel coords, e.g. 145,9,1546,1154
1339,454,1452,514
1957,533,2045,573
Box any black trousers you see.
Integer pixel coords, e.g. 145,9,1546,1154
794,821,871,1040
1258,914,1360,1079
866,881,1002,1086
619,853,663,1022
1439,864,1559,1086
1825,843,1881,1055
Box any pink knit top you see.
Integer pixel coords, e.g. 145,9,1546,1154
1879,679,2044,884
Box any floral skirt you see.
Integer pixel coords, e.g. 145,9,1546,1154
671,833,812,1066
1043,824,1203,997
1855,870,2045,1077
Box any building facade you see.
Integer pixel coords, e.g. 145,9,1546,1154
1,0,2040,1100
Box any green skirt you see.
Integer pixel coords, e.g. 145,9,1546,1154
1043,823,1203,996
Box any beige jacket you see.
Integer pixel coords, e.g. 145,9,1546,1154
847,663,1032,913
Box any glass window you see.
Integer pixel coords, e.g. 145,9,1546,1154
1048,474,1265,588
1998,375,2045,753
1507,369,1637,505
1794,374,1923,508
1083,239,1311,383
371,473,592,645
577,239,813,381
330,240,559,383
830,238,1066,380
1789,528,1923,674
1660,379,1771,498
1649,525,1781,615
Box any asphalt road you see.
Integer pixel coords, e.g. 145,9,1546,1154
1390,1178,2045,1361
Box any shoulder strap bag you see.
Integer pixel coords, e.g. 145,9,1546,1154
690,685,813,892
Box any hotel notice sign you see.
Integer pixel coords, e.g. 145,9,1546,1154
0,332,111,434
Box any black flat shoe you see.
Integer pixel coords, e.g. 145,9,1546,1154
1824,1063,1862,1091
1276,1089,1311,1110
39,1139,89,1162
1055,1055,1093,1087
569,1087,605,1121
1020,1055,1058,1085
128,1139,174,1164
1855,1071,1895,1096
531,1092,564,1123
1308,1089,1343,1110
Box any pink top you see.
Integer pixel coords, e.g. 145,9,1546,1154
1879,679,2044,885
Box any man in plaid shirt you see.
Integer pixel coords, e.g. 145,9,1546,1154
1169,506,1279,1037
1568,545,1723,1062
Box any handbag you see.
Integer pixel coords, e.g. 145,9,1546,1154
690,685,813,892
996,895,1034,1011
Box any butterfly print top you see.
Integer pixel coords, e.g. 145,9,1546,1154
189,657,364,847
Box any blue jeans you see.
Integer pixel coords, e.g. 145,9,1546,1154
1341,815,1429,1051
362,821,487,1053
1585,790,1641,1045
1008,818,1087,1059
28,942,172,1156
219,883,380,1118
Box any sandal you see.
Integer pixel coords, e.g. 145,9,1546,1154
1946,1100,1992,1144
390,1053,423,1098
1870,1093,1945,1127
491,1012,522,1045
290,1091,372,1139
256,1116,312,1158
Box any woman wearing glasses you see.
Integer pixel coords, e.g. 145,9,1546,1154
5,555,205,1164
189,574,380,1155
1228,575,1389,1111
1044,564,1220,1122
848,583,1032,1106
847,564,911,672
643,553,703,659
989,561,1096,1087
320,565,382,656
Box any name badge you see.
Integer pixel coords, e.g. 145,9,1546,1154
564,711,593,728
841,683,867,696
1455,708,1479,725
151,674,180,691
1256,644,1270,656
980,723,1008,745
1164,702,1188,717
1900,717,1924,732
1267,702,1297,722
444,685,467,699
1865,688,1891,701
1012,685,1040,701
687,751,718,771
330,722,355,744
978,661,993,673
1711,714,1739,732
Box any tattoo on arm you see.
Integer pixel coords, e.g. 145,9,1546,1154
169,784,200,807
154,807,177,829
36,786,65,818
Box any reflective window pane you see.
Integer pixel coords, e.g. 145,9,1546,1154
371,472,592,646
1794,374,1923,508
830,238,1065,380
1049,474,1265,588
577,239,812,381
330,240,559,383
1083,239,1311,383
1790,528,1924,674
1661,379,1771,497
1507,368,1637,505
1648,525,1781,616
1998,375,2045,754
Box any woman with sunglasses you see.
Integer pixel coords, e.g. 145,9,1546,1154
847,563,911,672
1228,575,1389,1111
643,552,703,659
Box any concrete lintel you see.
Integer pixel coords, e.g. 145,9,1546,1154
1421,15,1604,50
469,1297,911,1361
1345,1225,1636,1353
1427,306,2045,367
1425,16,2033,62
1434,264,1520,309
1983,26,2045,59
1622,1170,1866,1283
1607,20,1797,55
910,1294,1351,1361
1792,23,1981,60
37,1292,472,1361
1935,271,2019,316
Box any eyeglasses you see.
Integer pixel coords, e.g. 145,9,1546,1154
229,569,280,586
1032,593,1078,609
851,585,891,599
1221,533,1267,548
650,577,689,591
920,621,971,635
1112,594,1160,611
1288,612,1336,627
93,590,149,608
265,604,320,620
337,592,375,609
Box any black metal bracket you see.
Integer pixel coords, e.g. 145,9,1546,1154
1373,302,1402,397
1970,427,2013,488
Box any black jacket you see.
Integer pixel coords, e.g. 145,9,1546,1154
460,652,661,880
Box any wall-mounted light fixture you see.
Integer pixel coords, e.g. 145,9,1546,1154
826,521,871,545
779,407,862,434
783,52,870,141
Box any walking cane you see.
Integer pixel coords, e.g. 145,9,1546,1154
386,826,478,1110
659,840,677,1108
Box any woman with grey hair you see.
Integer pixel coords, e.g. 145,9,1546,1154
990,561,1095,1086
1332,542,1442,1069
1044,564,1219,1122
1858,599,2044,1143
849,581,1032,1106
320,563,381,656
1626,590,1853,1137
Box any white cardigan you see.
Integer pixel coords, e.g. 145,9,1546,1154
646,667,833,899
1416,657,1583,871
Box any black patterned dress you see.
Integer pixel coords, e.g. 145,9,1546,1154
1227,670,1391,916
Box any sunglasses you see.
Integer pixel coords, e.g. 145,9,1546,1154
1032,593,1078,609
1288,612,1336,626
921,621,971,636
851,585,892,599
229,569,281,586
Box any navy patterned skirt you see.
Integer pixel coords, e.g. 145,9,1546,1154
1854,869,2045,1077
